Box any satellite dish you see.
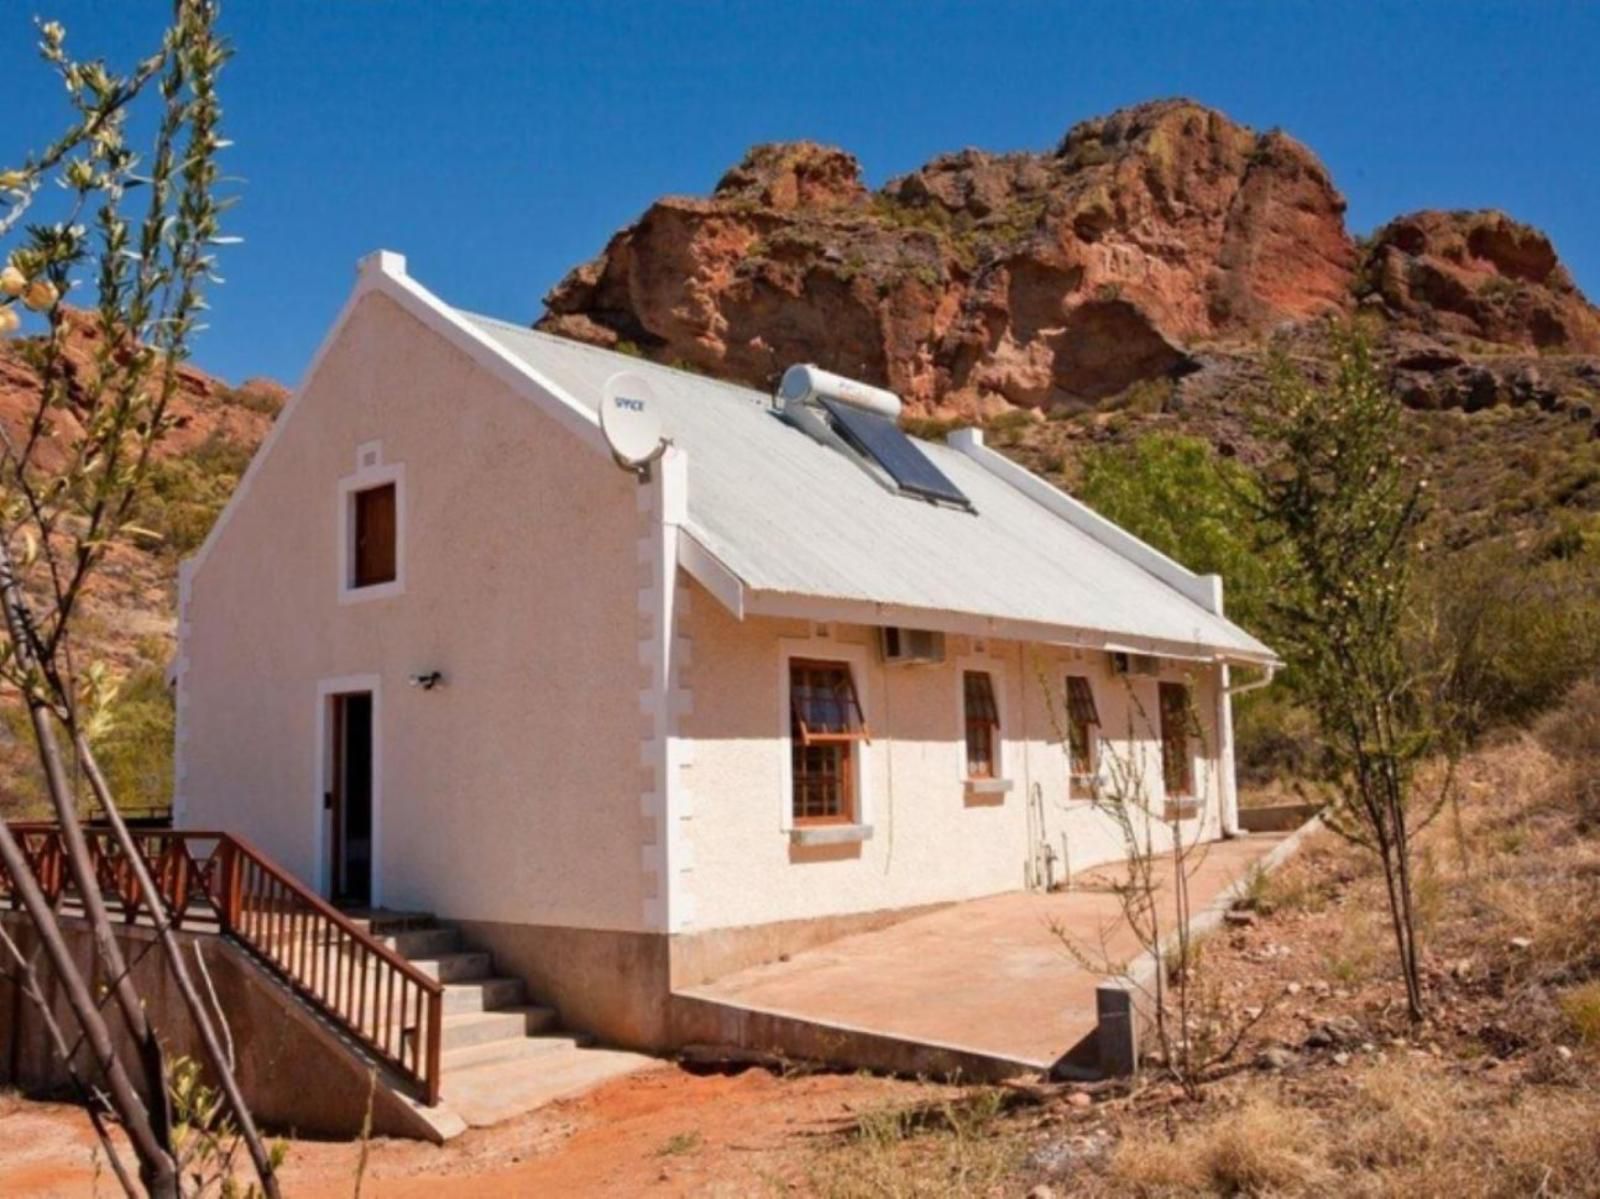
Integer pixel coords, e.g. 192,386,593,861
600,371,666,471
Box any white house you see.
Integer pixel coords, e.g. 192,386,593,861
175,250,1277,1050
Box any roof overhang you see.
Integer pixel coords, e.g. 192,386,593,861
677,528,1281,670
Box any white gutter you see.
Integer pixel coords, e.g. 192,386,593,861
1225,664,1279,696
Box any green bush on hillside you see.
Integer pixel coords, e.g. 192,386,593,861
1415,529,1600,746
89,663,175,814
1076,433,1313,779
1076,432,1274,633
137,431,254,558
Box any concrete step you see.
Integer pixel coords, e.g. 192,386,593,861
442,976,527,1016
382,926,462,959
409,951,492,984
439,1005,558,1052
440,1032,596,1075
439,1045,660,1128
344,910,437,936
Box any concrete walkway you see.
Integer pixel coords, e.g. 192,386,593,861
680,831,1289,1074
440,1046,663,1128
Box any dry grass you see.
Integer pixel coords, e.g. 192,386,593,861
1559,980,1600,1046
1108,1093,1330,1195
1243,836,1349,917
805,1090,1023,1198
1100,1061,1600,1198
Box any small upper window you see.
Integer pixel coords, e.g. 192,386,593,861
1159,681,1196,798
352,483,397,589
790,659,867,825
963,670,1000,779
1066,675,1100,796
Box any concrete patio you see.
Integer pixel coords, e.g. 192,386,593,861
674,830,1293,1078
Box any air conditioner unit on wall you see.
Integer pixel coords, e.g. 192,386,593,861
881,627,946,665
1110,650,1161,677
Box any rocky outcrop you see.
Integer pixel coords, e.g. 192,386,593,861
0,309,282,474
1359,210,1600,354
540,100,1359,416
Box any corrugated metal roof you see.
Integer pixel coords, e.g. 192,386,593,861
463,312,1274,662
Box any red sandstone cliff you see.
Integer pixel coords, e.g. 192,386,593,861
538,100,1600,422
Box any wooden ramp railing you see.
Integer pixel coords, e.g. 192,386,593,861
0,824,444,1106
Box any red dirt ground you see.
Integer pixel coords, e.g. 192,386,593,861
0,1064,938,1197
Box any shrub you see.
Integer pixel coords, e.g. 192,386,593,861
1414,538,1600,747
1109,1093,1330,1195
137,430,254,558
90,663,175,813
1077,433,1274,634
1559,981,1600,1045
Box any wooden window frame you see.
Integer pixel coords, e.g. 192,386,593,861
338,459,405,605
1159,680,1197,800
789,658,868,827
1065,674,1101,799
962,670,1001,780
352,482,397,589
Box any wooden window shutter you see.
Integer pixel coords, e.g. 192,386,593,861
789,660,865,824
963,670,1000,779
1065,675,1099,787
1066,676,1100,727
353,483,397,588
1159,681,1194,798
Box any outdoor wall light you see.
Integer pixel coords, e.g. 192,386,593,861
408,670,444,691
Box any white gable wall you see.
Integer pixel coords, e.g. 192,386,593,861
177,289,652,931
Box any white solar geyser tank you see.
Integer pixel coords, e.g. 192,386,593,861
777,364,903,419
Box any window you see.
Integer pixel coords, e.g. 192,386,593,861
1159,681,1196,798
352,483,397,589
790,660,868,824
1066,675,1100,796
962,671,1000,779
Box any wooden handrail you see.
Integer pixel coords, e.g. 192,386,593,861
0,823,444,1106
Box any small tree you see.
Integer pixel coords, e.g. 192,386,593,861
1044,667,1269,1097
0,7,280,1195
1253,326,1448,1022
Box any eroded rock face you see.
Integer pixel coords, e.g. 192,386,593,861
0,309,281,474
540,99,1359,415
1361,210,1600,353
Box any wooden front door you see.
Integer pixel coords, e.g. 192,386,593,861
329,692,374,908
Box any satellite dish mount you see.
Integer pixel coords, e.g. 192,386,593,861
600,371,668,482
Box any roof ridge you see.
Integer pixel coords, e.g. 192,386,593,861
460,310,963,451
455,310,775,409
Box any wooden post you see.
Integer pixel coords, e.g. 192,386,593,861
425,988,443,1106
217,839,241,932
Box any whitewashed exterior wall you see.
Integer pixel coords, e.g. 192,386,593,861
678,584,1227,934
177,289,652,931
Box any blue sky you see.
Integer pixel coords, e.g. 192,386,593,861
4,2,1598,387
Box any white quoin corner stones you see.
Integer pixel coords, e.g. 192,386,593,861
637,448,694,933
172,559,196,827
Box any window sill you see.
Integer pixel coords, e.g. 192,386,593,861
339,579,404,605
960,777,1011,803
1164,798,1201,822
789,823,873,847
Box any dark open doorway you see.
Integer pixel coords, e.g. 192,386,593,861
329,692,374,908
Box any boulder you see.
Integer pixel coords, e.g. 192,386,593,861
1360,210,1600,354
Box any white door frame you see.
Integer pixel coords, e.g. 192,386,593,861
314,673,383,906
